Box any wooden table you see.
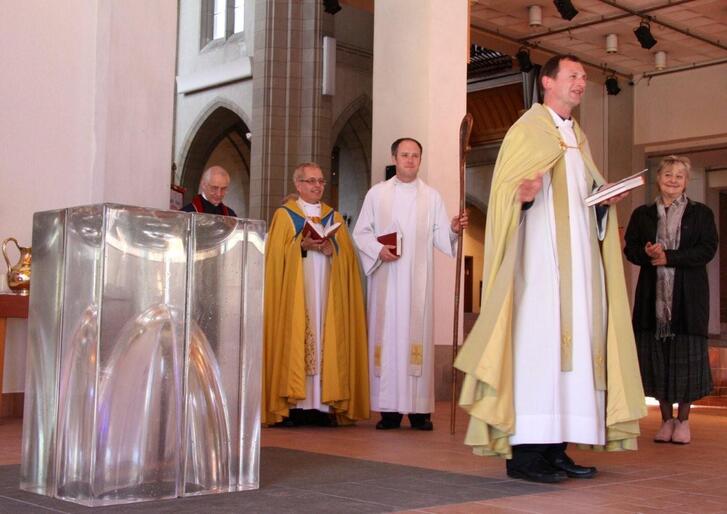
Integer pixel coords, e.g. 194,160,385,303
0,293,29,418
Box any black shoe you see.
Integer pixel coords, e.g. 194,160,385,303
376,412,402,429
408,413,433,431
315,412,338,427
411,420,433,431
506,456,568,484
375,419,401,429
272,417,296,428
507,457,568,484
548,453,598,479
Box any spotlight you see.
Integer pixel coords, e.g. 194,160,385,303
323,0,341,15
553,0,578,21
605,75,621,96
516,48,533,72
634,21,657,49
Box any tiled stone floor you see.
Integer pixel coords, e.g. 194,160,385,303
265,403,727,513
1,402,724,512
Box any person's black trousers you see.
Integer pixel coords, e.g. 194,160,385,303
379,412,431,427
509,442,568,468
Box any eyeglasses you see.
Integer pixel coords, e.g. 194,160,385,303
298,178,327,186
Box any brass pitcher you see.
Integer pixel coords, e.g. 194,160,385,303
2,237,31,295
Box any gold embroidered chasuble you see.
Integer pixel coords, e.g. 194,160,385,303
262,199,370,424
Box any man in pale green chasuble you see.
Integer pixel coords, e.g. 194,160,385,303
455,54,645,483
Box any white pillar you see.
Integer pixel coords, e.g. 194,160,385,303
0,1,178,392
90,2,178,207
371,0,468,347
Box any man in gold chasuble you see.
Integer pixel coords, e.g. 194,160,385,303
263,163,369,426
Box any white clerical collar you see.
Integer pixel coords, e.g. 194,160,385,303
297,198,321,217
393,176,418,188
298,198,320,208
545,105,573,129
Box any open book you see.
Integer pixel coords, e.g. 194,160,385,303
302,220,341,241
377,231,402,257
585,169,648,207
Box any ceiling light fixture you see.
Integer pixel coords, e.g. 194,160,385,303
634,20,657,49
654,50,667,70
516,47,534,72
553,0,578,21
528,5,543,27
605,33,618,54
605,75,621,95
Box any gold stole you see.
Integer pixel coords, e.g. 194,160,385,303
373,178,430,377
551,124,606,390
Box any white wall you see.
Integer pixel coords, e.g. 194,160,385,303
0,1,178,391
634,64,727,146
1,2,98,246
94,2,178,207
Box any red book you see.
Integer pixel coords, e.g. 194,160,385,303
377,231,402,257
302,220,341,241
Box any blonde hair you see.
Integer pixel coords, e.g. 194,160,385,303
292,162,323,182
656,155,691,179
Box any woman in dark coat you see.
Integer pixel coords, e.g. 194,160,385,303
624,155,717,445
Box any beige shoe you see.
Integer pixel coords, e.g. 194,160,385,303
654,419,675,443
672,419,691,444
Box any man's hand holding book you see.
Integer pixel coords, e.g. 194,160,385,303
377,231,402,262
585,169,647,207
301,219,339,256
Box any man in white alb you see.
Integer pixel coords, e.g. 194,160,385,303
353,138,468,431
455,55,644,483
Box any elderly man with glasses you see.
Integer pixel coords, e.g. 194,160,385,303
181,165,237,217
263,162,370,427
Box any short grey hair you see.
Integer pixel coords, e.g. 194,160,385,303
200,165,230,185
292,162,323,182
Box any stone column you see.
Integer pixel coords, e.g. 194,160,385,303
250,0,334,222
371,1,468,359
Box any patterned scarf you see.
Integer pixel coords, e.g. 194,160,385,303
655,193,687,339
